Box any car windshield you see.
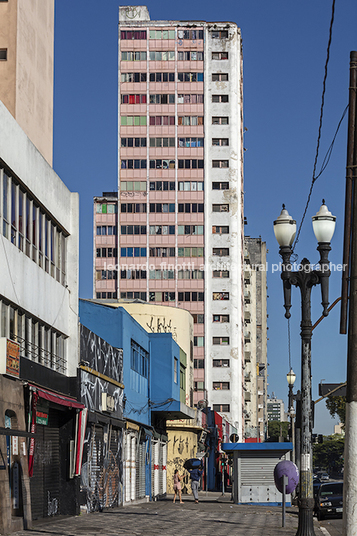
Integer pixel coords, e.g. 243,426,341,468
320,483,343,496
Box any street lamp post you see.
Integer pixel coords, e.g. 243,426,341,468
287,368,296,463
274,201,336,536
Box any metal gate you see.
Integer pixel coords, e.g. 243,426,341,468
30,410,60,519
152,440,159,499
124,432,138,503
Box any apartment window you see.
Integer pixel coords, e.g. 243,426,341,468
194,359,204,369
178,225,204,235
149,247,176,258
178,181,204,192
213,292,229,300
178,160,204,170
121,116,147,126
149,159,175,170
192,314,205,324
177,51,204,61
121,51,147,61
212,160,229,168
212,116,229,125
149,29,176,40
213,337,230,345
121,203,147,213
212,52,229,60
178,137,204,148
149,137,175,148
149,269,175,280
149,181,175,191
97,270,118,281
212,204,229,212
120,181,147,192
212,248,229,257
120,247,147,258
177,269,204,280
149,225,175,235
212,95,229,103
96,225,117,235
0,49,7,61
131,340,149,378
212,138,229,146
177,29,204,40
178,116,204,126
96,203,118,213
178,292,204,302
193,336,204,347
149,116,175,126
213,382,230,390
213,359,230,367
149,203,175,213
120,291,146,301
121,159,147,169
121,225,146,235
177,247,204,257
212,73,229,82
178,203,204,213
149,94,175,104
178,72,204,82
212,225,229,234
121,72,147,83
1,168,67,284
213,270,230,278
149,72,175,82
213,404,230,412
212,182,229,190
149,292,176,302
211,30,229,39
121,94,147,104
121,137,147,147
177,94,204,104
194,382,205,391
149,51,175,61
120,30,147,40
121,269,147,280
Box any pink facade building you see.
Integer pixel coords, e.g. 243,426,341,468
93,6,244,434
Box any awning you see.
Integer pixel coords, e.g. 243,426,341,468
29,384,84,409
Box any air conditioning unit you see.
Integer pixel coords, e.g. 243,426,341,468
102,393,115,412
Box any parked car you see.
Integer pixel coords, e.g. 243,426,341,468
319,473,330,481
315,481,343,521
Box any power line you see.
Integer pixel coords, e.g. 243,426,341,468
292,0,336,252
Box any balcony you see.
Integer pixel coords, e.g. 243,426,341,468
244,351,251,363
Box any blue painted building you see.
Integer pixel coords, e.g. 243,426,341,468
79,299,194,504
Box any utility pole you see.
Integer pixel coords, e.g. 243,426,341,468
342,51,357,536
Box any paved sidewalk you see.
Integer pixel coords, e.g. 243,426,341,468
12,492,326,536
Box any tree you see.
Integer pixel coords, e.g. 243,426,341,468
313,435,344,474
267,421,289,442
325,395,346,426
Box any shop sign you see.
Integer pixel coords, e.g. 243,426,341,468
36,401,49,425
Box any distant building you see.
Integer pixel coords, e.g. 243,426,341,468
334,422,345,435
243,237,268,442
94,4,245,434
0,0,54,164
267,396,287,422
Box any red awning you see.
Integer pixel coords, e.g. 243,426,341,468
30,385,84,409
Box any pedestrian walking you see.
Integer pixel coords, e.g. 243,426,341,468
173,469,184,504
188,465,203,503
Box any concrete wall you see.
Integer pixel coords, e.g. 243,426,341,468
0,101,79,377
0,0,54,165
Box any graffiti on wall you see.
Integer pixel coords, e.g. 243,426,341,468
146,316,178,341
80,370,124,419
80,325,123,384
81,425,123,512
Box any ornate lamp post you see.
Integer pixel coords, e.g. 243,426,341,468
274,201,336,536
287,368,296,462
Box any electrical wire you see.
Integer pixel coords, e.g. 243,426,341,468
292,0,336,253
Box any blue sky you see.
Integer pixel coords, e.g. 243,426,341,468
53,0,357,435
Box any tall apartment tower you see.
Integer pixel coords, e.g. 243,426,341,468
0,0,54,165
243,237,268,442
94,6,244,431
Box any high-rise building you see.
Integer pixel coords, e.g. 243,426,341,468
0,0,54,165
243,237,268,442
94,6,244,431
